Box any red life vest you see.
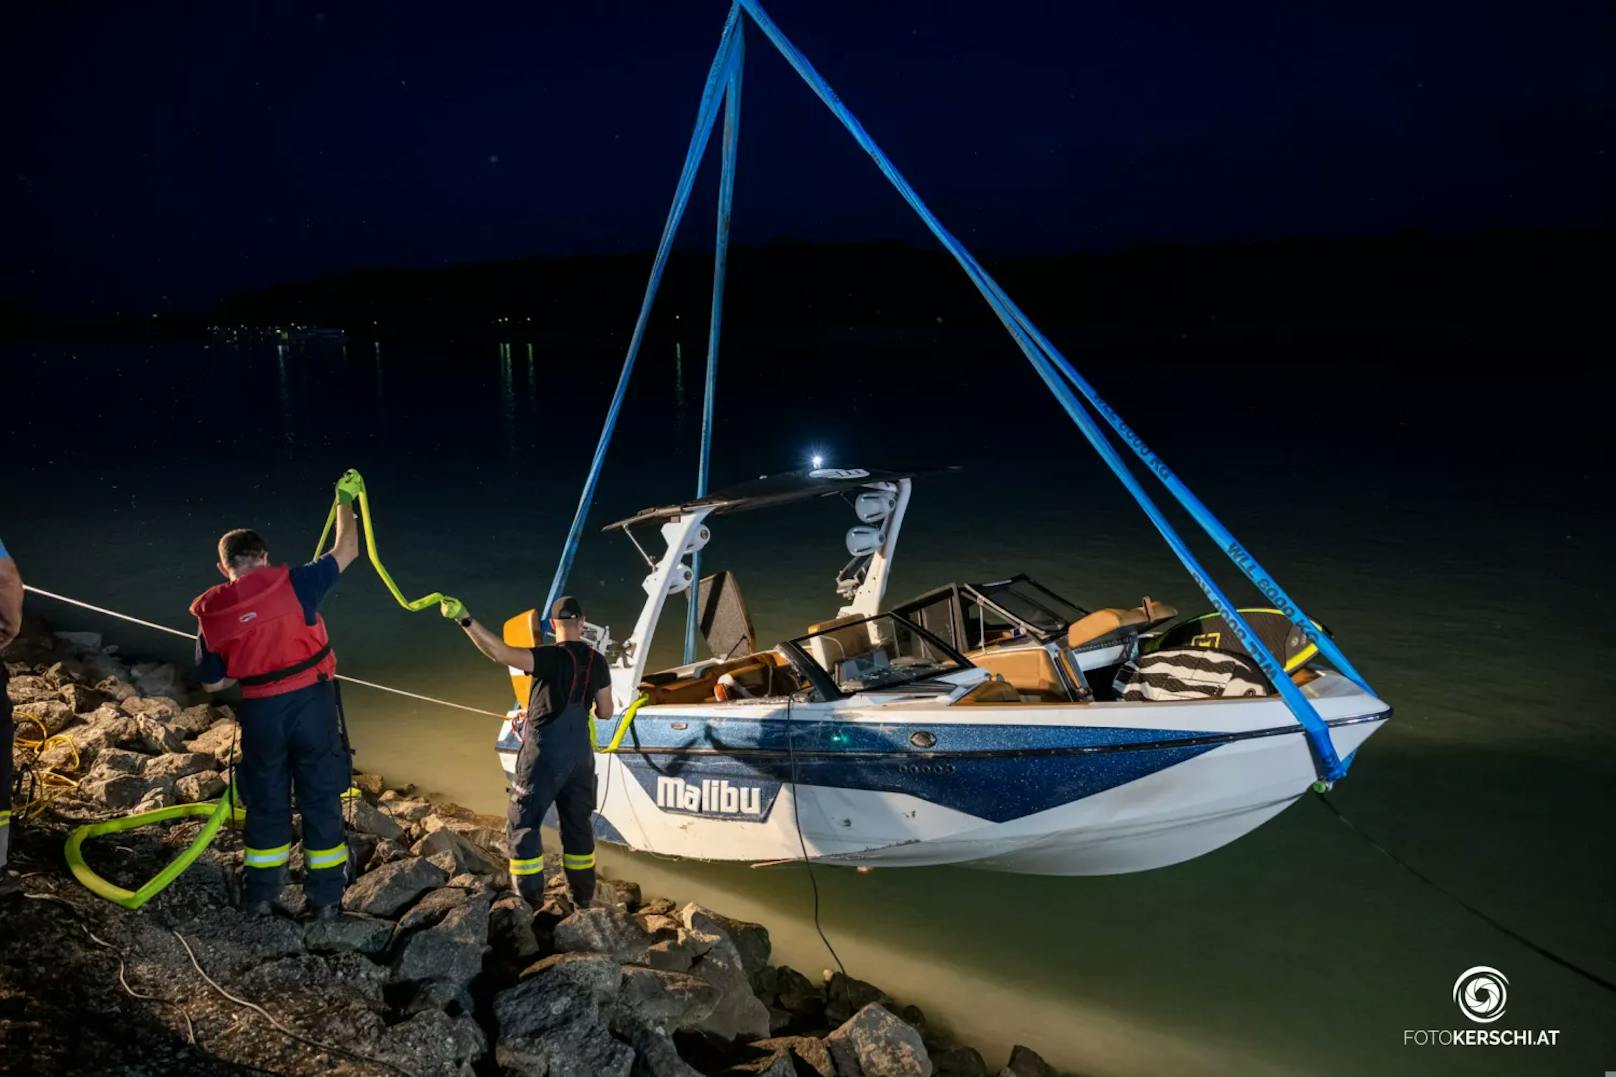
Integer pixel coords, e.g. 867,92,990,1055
190,565,337,699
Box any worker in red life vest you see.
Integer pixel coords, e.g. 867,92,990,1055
190,471,362,918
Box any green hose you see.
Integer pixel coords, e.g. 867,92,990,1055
64,783,246,910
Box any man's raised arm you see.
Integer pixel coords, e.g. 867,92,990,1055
440,597,534,672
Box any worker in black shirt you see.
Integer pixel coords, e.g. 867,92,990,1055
440,593,613,906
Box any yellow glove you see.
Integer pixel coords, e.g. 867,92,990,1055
440,596,467,622
335,469,366,507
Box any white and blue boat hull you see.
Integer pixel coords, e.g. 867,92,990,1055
497,672,1388,876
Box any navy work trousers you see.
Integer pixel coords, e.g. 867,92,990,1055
238,678,350,906
506,703,596,906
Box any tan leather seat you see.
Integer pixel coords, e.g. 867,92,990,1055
1067,596,1177,650
969,646,1069,702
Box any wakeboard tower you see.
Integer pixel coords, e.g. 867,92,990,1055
489,1,1389,875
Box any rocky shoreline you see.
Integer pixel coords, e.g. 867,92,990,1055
2,612,1065,1076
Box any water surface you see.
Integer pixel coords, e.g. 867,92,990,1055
3,335,1611,1074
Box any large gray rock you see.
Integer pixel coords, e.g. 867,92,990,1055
342,856,448,918
728,1050,799,1077
495,971,634,1077
682,903,771,988
305,913,394,956
554,905,657,964
824,971,895,1025
749,1037,835,1077
131,662,185,701
347,798,405,842
143,751,217,782
929,1044,989,1077
396,886,471,935
184,718,241,766
58,681,108,714
177,908,307,982
392,894,491,989
777,966,827,1017
614,1011,703,1077
172,703,223,738
412,828,504,876
81,771,155,809
92,673,138,701
518,952,623,1002
376,1008,487,1076
490,894,542,963
91,748,149,776
175,770,227,803
680,911,771,1041
367,839,412,871
132,712,187,754
235,951,387,1009
618,965,722,1032
826,1004,932,1077
119,694,180,722
13,699,74,734
379,790,433,822
997,1045,1055,1077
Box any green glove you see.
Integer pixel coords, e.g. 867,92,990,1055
335,469,366,507
440,596,467,622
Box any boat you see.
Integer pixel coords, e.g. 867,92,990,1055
488,1,1390,875
493,466,1391,875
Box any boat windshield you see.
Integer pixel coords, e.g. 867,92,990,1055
968,577,1086,636
784,613,971,695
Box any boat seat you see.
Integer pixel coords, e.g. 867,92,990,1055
1067,597,1177,651
967,645,1071,702
639,652,796,705
804,615,884,670
954,676,1025,704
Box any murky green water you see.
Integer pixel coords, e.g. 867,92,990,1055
4,335,1611,1074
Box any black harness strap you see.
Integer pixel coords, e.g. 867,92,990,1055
235,641,334,687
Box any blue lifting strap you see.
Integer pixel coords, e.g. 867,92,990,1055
734,0,1350,781
542,5,745,628
686,26,745,666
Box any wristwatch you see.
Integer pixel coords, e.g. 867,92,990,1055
458,615,473,628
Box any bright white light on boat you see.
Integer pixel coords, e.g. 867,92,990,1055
811,454,824,468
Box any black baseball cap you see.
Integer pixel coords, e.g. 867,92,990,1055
550,596,584,621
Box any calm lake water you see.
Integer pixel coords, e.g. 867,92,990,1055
2,333,1611,1074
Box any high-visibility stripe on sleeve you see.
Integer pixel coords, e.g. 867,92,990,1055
508,855,545,876
243,843,291,868
562,852,595,871
0,810,12,827
304,843,349,870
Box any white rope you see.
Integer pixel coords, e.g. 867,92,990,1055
21,584,508,720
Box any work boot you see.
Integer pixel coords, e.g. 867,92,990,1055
308,903,341,922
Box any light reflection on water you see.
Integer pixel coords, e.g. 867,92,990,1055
2,336,1611,1075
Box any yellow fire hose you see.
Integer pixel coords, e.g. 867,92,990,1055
592,695,649,754
57,468,458,909
64,784,247,909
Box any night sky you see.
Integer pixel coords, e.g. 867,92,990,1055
4,0,1611,316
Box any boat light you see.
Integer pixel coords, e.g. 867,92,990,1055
810,453,824,469
846,526,885,557
853,489,896,524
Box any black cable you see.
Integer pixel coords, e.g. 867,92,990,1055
784,696,848,981
1315,793,1616,995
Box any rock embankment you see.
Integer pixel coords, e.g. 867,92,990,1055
2,613,1067,1076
